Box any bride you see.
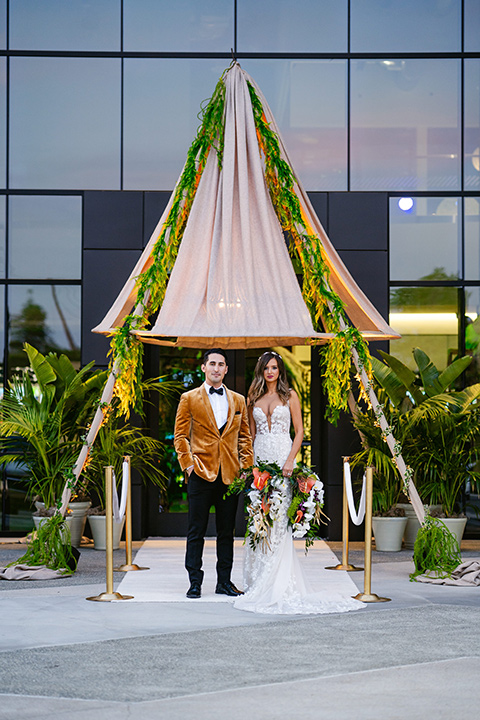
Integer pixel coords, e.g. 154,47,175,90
233,351,363,615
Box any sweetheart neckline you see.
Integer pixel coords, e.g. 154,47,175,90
253,404,289,432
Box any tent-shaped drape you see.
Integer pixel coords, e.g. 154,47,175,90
92,64,399,348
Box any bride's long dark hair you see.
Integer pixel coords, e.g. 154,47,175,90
248,351,290,406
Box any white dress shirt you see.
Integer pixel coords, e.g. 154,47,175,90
204,381,229,429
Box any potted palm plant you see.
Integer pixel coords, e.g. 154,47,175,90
83,408,167,549
352,387,407,551
0,344,107,547
352,348,480,549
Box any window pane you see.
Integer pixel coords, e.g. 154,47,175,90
10,57,120,190
124,59,232,190
8,285,81,373
389,286,460,372
9,0,120,51
465,0,480,51
465,59,480,191
390,197,461,281
8,196,81,280
0,0,5,49
238,0,347,53
0,194,5,277
242,59,347,191
123,0,233,52
351,0,461,52
351,59,461,191
0,57,5,188
465,197,480,281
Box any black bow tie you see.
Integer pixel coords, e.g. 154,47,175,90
209,386,224,396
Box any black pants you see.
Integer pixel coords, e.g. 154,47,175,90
185,471,239,585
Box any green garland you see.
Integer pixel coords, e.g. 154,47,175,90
246,80,372,423
410,516,462,580
109,70,229,415
9,514,76,574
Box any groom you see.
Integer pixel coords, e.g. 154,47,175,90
174,349,253,598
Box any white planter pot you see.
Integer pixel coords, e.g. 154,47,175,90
439,517,468,548
372,516,408,552
396,503,442,549
66,501,92,547
87,515,125,551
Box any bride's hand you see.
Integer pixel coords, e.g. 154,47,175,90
282,460,294,477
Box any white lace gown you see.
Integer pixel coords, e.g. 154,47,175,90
233,404,364,615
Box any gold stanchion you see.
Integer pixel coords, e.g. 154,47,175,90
114,456,149,572
87,466,133,602
353,466,390,603
326,457,363,571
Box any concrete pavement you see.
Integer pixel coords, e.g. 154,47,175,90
0,538,479,719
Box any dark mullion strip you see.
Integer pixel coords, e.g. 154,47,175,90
346,59,350,192
120,56,124,191
120,0,124,191
0,278,82,285
347,0,350,191
234,0,237,56
0,50,476,60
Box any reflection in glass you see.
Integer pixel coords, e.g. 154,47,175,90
465,286,480,386
10,0,120,51
465,0,480,51
0,194,5,277
124,0,232,52
351,59,461,191
238,0,346,53
0,57,5,188
465,197,480,281
124,59,231,190
10,57,121,190
8,285,81,373
389,286,459,372
242,59,347,190
0,0,5,49
351,0,461,52
465,60,480,190
390,197,461,281
9,196,81,280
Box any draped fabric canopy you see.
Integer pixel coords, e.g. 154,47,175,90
93,64,399,348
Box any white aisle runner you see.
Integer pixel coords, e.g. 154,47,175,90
115,538,362,604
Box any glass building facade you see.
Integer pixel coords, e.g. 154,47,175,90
0,1,479,537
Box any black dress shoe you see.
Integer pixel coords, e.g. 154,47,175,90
186,582,202,598
215,581,244,597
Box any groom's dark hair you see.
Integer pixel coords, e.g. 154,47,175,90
202,348,228,364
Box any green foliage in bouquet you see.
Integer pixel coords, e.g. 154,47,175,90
288,465,326,551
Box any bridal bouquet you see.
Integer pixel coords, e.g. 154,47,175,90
228,462,325,551
287,465,326,550
227,461,284,550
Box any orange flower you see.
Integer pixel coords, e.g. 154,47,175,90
253,467,270,491
295,509,304,523
297,475,316,494
261,497,271,514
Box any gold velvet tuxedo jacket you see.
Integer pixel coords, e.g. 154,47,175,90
174,385,253,485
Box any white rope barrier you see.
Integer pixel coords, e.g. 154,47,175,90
344,461,366,526
112,462,129,524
